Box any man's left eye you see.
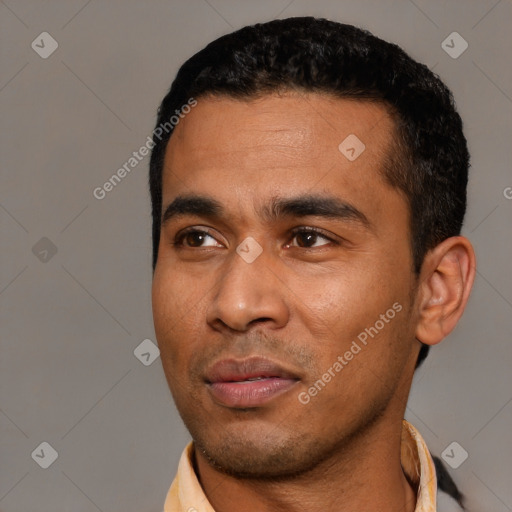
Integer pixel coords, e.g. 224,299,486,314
286,228,335,248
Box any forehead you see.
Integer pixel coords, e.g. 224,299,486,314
161,93,403,226
166,93,395,169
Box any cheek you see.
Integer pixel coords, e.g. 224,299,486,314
297,266,398,334
152,268,195,371
295,265,413,378
152,261,200,323
151,269,174,340
299,306,412,427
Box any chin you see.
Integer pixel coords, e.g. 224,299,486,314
192,425,331,479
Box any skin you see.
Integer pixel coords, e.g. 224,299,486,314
152,92,476,512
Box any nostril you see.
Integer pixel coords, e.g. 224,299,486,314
250,318,272,326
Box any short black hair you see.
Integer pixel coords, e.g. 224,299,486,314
149,16,470,368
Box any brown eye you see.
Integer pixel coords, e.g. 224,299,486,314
183,232,207,247
174,229,221,248
288,228,334,248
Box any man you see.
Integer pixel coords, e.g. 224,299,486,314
149,17,475,512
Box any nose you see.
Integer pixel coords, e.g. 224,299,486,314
206,244,290,333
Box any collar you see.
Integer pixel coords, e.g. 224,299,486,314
164,420,437,511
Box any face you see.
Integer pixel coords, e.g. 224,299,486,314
152,93,421,478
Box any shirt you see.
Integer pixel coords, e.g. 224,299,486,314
164,420,439,512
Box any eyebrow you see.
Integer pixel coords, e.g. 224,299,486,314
161,193,371,229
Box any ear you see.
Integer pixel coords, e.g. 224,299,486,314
415,236,476,346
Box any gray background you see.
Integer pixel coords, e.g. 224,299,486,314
1,0,511,511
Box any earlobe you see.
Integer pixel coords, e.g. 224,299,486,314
415,236,476,346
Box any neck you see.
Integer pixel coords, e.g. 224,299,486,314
194,415,418,512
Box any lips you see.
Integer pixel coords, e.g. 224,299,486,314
204,357,300,408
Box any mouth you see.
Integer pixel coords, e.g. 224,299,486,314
204,356,301,408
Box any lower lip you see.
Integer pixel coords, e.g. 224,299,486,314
207,378,298,408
